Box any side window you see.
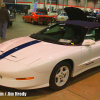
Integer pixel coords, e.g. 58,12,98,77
85,28,100,41
95,28,100,41
60,13,64,16
85,29,95,40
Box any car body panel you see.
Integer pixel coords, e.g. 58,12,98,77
64,7,87,21
56,12,68,22
0,20,100,90
22,12,53,24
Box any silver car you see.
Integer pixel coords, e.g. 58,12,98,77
56,12,68,22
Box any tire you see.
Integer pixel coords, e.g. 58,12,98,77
8,22,12,26
23,18,26,22
43,21,48,25
31,19,35,24
10,22,12,26
49,61,72,91
52,18,56,23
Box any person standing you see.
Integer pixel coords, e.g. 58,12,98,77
13,8,16,18
0,3,10,39
24,6,28,16
9,7,13,15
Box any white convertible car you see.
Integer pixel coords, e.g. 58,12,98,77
0,20,100,90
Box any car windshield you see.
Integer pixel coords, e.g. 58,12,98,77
30,23,88,45
60,13,67,16
35,13,46,15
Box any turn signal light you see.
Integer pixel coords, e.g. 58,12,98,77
16,77,34,80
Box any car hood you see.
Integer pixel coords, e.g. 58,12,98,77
0,36,68,63
64,7,87,21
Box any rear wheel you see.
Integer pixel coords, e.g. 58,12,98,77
23,18,25,22
49,61,72,90
52,18,56,23
43,21,48,25
9,22,12,26
31,19,35,24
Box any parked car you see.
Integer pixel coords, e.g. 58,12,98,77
22,12,54,25
0,20,100,90
8,10,15,27
8,15,15,27
56,12,69,22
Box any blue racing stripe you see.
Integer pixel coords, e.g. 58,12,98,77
0,40,41,59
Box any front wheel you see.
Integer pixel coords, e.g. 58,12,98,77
52,18,56,23
43,21,48,25
31,19,35,24
23,18,26,22
49,61,72,90
9,22,12,26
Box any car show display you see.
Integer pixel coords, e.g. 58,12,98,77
0,19,100,90
56,12,68,22
22,12,54,25
8,10,15,27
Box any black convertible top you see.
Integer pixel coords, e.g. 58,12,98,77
60,20,100,29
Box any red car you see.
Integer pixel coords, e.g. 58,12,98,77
22,12,54,25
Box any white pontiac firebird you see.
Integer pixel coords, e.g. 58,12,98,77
0,20,100,90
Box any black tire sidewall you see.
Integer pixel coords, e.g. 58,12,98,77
10,22,12,26
31,19,34,24
49,61,72,90
23,18,25,22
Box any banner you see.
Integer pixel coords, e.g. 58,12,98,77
32,1,38,12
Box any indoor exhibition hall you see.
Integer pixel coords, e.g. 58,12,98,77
0,0,100,100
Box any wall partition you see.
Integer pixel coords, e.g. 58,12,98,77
2,0,100,12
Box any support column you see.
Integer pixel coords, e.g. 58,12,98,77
31,0,35,9
44,0,47,8
15,0,17,4
84,0,87,11
58,0,59,9
63,0,64,9
66,0,68,7
49,0,51,14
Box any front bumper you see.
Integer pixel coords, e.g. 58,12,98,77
0,59,50,89
0,74,49,90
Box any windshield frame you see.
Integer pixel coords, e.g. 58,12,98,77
30,23,88,46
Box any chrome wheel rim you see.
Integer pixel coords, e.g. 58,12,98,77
55,66,69,86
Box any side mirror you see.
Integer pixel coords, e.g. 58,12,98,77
82,39,95,46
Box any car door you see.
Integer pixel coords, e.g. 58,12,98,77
59,13,65,21
90,28,100,65
81,28,100,70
